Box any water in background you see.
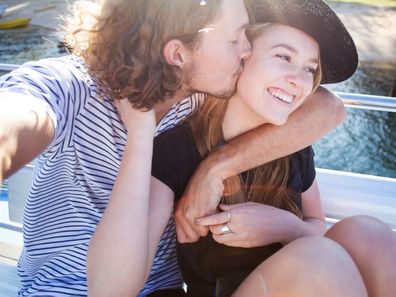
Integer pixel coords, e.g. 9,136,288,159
0,26,395,178
0,26,63,65
0,182,8,201
319,61,396,178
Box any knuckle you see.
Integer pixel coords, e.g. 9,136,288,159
178,236,188,244
185,210,196,220
199,228,208,237
212,234,222,243
174,210,183,220
186,234,197,242
185,207,193,215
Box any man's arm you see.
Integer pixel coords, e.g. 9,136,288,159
87,103,167,296
0,92,54,182
175,87,345,242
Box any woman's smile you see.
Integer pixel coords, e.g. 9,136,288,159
267,87,295,104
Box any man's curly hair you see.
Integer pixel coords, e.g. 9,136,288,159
63,0,222,109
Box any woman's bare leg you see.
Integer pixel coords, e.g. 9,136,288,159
326,215,396,297
232,236,368,297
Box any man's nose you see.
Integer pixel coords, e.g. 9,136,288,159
239,37,252,60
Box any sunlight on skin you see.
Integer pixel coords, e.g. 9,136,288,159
198,27,215,33
233,272,269,297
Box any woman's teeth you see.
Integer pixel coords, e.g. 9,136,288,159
269,89,294,103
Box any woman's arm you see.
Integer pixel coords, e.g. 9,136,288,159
175,87,345,242
267,179,326,244
299,179,327,236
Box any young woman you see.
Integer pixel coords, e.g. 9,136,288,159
150,21,358,297
91,0,396,296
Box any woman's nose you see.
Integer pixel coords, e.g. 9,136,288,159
285,69,305,88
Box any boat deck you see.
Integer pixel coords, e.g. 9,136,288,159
0,264,19,297
0,203,21,296
1,166,395,295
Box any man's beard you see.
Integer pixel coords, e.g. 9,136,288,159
183,63,241,100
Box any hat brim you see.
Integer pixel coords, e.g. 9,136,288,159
246,0,359,84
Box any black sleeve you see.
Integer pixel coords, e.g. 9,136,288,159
299,146,316,192
152,123,202,200
288,146,316,195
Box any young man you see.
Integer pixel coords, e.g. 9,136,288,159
0,0,344,295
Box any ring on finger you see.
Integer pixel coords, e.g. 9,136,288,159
220,223,232,234
225,211,231,222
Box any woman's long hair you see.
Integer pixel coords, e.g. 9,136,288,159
190,24,322,218
62,0,222,109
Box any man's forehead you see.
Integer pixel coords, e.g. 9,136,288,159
210,0,249,29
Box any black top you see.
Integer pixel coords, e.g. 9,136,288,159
152,123,316,297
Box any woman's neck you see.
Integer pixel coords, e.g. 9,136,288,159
222,94,267,142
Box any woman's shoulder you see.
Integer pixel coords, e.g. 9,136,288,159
152,121,202,199
155,121,193,146
291,146,314,161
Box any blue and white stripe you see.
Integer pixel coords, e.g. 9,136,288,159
0,55,201,296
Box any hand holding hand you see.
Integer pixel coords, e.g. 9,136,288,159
175,160,225,243
195,202,295,248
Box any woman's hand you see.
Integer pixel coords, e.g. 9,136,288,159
194,202,303,248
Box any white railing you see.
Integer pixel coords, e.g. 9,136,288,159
0,63,19,71
337,92,396,113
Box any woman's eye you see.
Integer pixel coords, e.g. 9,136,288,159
230,39,238,44
276,54,290,62
305,67,316,75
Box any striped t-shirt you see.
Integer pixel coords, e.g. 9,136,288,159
0,55,200,296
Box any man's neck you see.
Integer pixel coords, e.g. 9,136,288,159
154,88,193,124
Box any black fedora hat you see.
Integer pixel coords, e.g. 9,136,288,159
246,0,359,84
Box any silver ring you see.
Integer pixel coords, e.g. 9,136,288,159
225,211,231,222
220,223,232,234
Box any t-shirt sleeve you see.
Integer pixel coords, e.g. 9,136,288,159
152,123,202,200
0,57,92,153
299,146,316,192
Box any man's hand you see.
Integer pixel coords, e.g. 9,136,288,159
174,159,225,243
0,93,54,180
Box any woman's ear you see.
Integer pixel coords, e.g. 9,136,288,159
163,39,189,68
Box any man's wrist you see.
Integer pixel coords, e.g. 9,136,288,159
201,145,237,181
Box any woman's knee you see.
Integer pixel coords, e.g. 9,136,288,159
325,215,394,247
284,236,354,268
324,217,396,297
233,237,367,297
268,236,364,285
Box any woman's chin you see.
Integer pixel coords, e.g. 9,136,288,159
269,116,288,126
